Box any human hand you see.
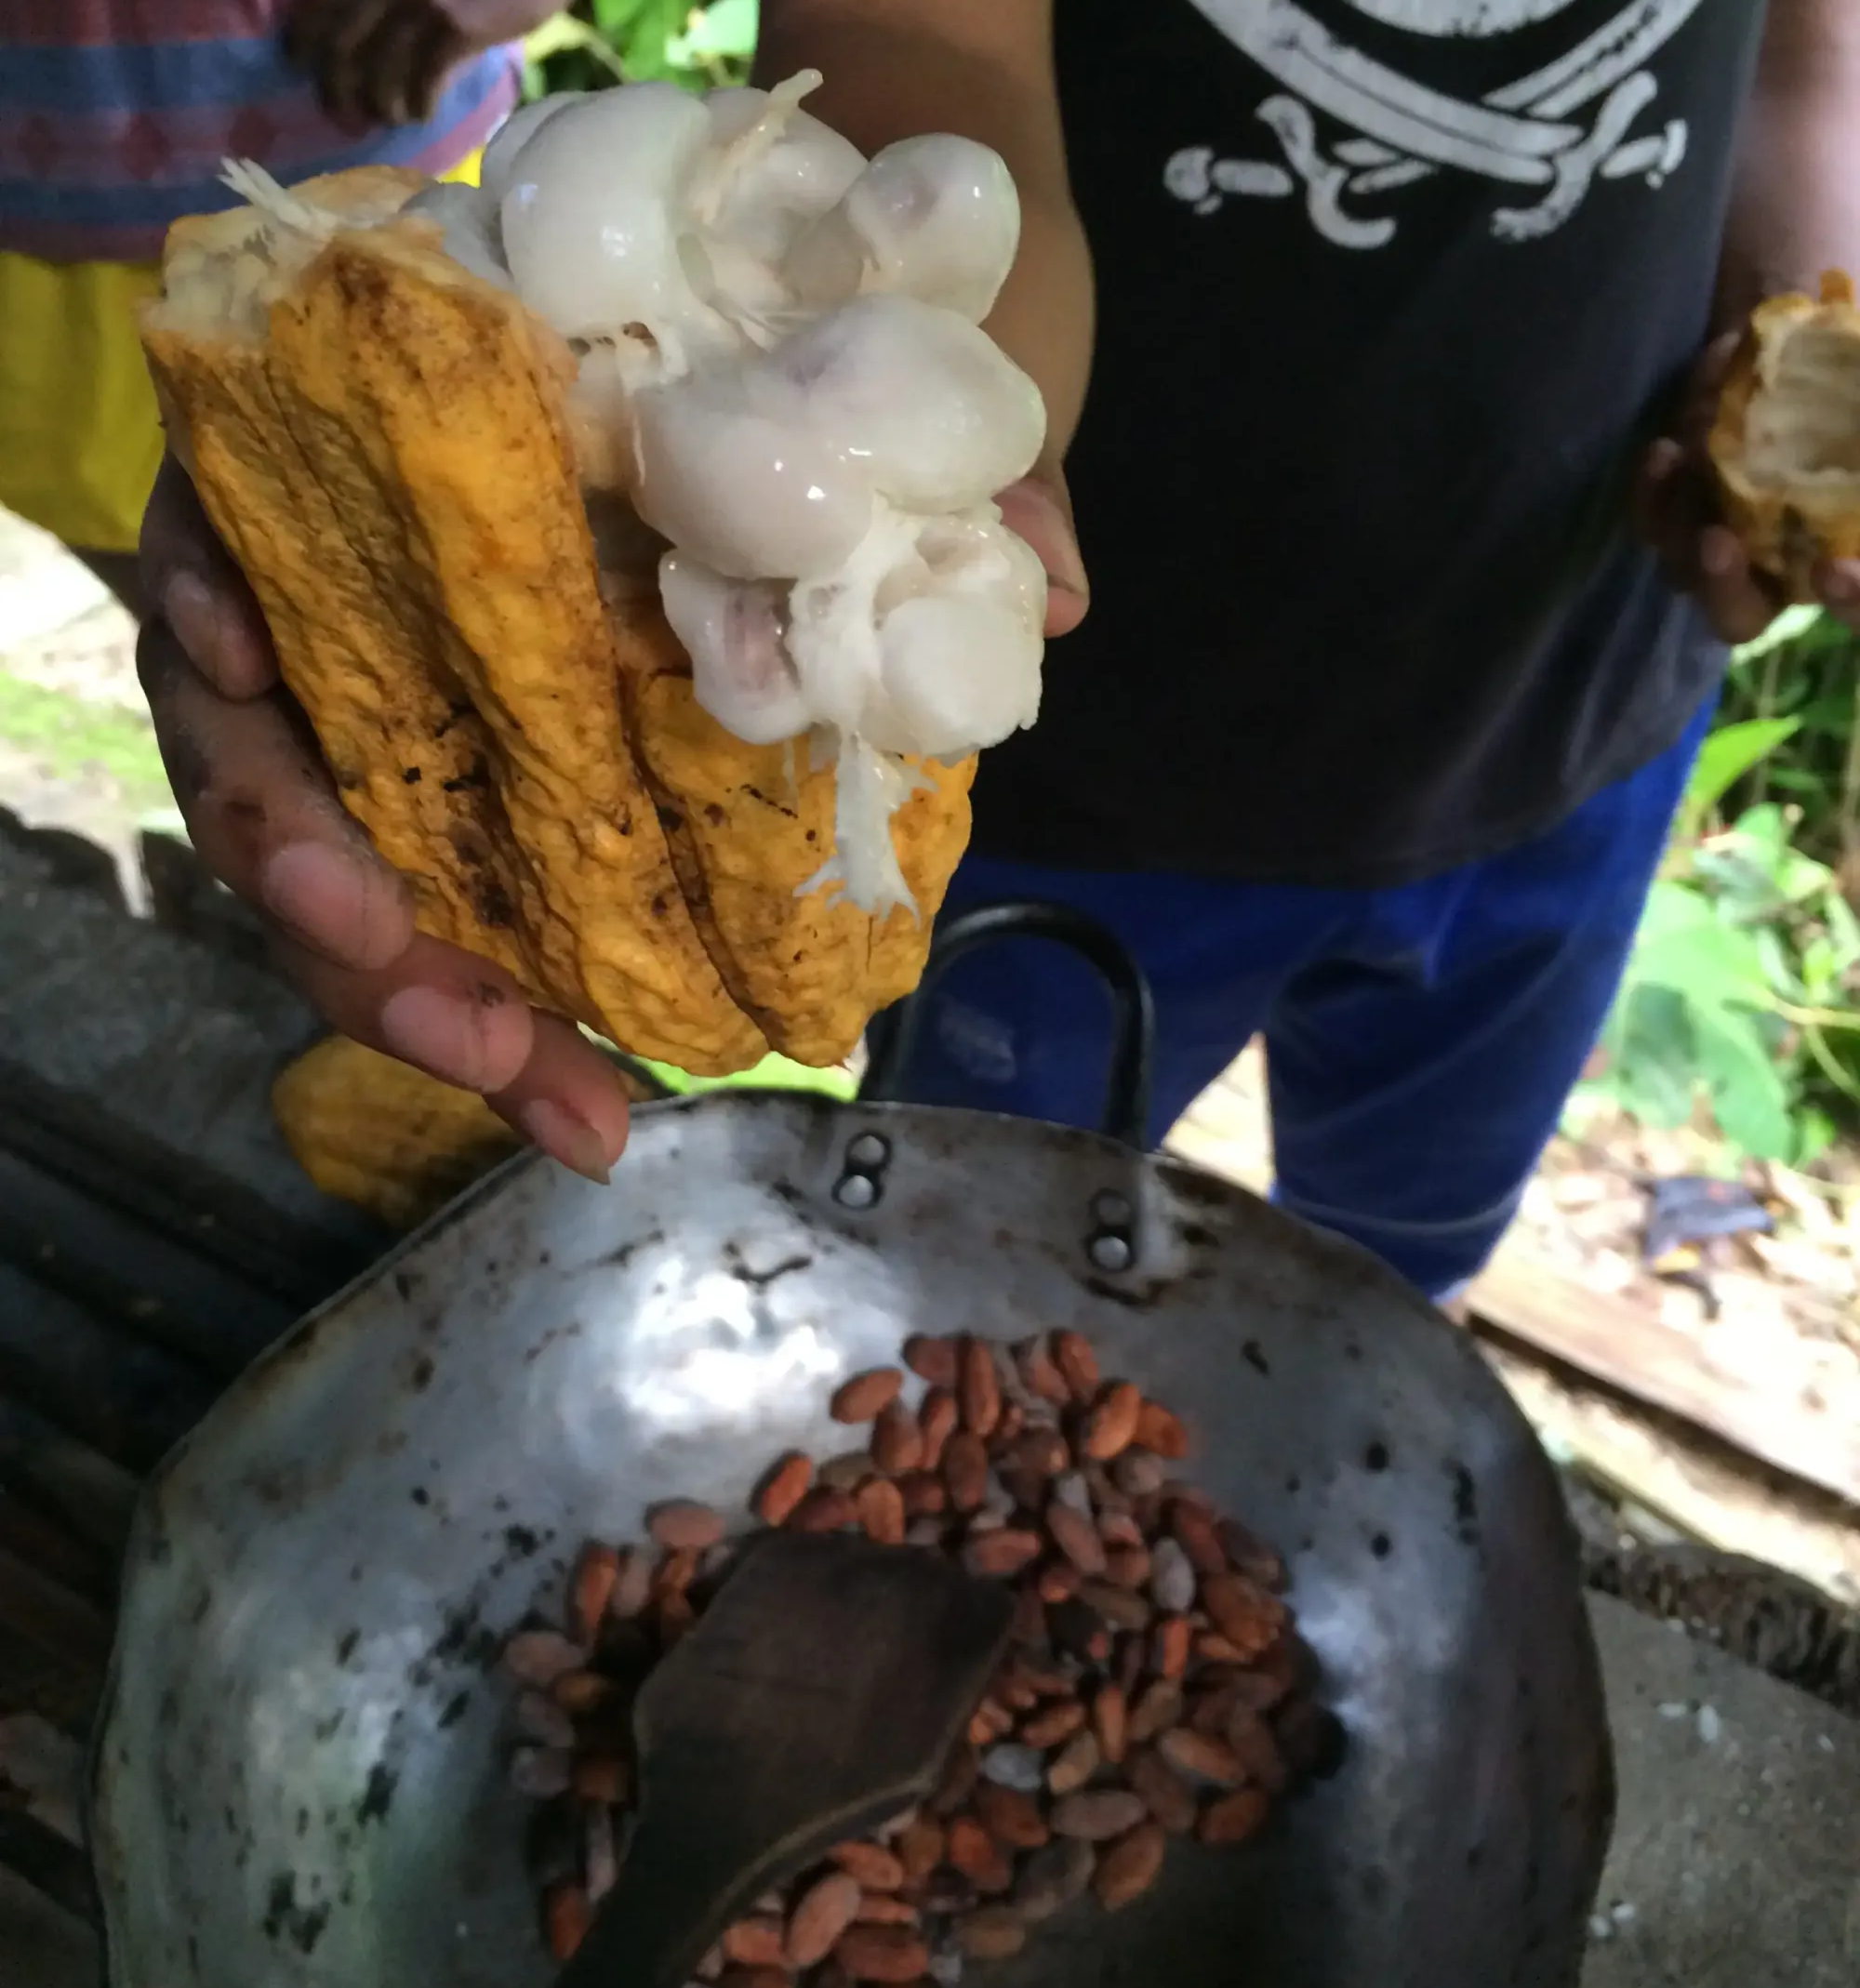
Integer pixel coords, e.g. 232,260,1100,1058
138,457,631,1182
1632,331,1860,642
995,463,1089,639
285,0,547,128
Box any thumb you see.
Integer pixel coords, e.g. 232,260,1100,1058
996,468,1089,638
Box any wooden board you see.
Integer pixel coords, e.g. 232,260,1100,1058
1483,1344,1860,1610
1168,1069,1860,1512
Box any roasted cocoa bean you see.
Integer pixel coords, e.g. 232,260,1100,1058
645,1500,723,1553
832,1841,905,1890
752,1452,814,1526
897,1470,947,1518
941,1432,990,1514
1081,1382,1143,1461
835,1927,933,1983
958,1904,1028,1958
1111,1448,1165,1498
1218,1517,1289,1590
821,1450,879,1492
958,1335,1003,1438
831,1368,905,1423
1079,1579,1152,1632
568,1544,619,1644
1094,1821,1167,1909
1171,1504,1228,1576
1014,1336,1073,1406
787,1871,864,1968
976,1781,1049,1849
918,1390,959,1470
897,1815,947,1881
1045,1730,1100,1795
1020,1698,1086,1748
1199,1787,1272,1845
945,1815,1014,1893
501,1629,585,1688
1012,1837,1096,1924
854,1894,919,1926
1126,1747,1198,1835
1104,1544,1152,1590
1050,1332,1099,1401
870,1401,924,1475
789,1487,858,1533
721,1916,785,1967
1126,1679,1184,1745
543,1880,591,1961
1043,1502,1107,1576
963,1528,1043,1578
856,1476,908,1546
1222,1710,1288,1793
1201,1572,1287,1657
903,1334,961,1386
1050,1790,1148,1842
1134,1400,1190,1460
1151,1614,1192,1681
1158,1727,1244,1788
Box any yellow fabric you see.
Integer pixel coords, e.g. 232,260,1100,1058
0,150,485,558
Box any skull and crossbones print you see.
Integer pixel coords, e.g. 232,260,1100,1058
1163,0,1703,247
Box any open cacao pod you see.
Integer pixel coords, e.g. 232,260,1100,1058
1709,270,1860,600
140,167,975,1078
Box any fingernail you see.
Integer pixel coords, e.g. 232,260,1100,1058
163,572,221,670
519,1099,615,1186
1820,564,1858,604
1700,531,1743,579
379,985,492,1093
261,841,377,954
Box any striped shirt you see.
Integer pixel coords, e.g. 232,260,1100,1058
0,2,520,263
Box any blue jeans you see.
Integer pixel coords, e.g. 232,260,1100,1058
899,701,1712,1301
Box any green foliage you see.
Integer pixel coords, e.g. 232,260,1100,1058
523,1,758,99
1582,611,1860,1165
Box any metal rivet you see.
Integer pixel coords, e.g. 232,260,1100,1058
1092,1190,1133,1226
834,1173,880,1212
846,1133,890,1171
1089,1233,1134,1273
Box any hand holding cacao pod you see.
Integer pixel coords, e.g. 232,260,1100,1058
139,78,1051,1158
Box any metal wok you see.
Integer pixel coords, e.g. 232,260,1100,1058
88,903,1613,1988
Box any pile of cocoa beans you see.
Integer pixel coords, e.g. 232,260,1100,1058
499,1330,1336,1980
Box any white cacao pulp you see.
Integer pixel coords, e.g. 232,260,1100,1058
396,73,1047,916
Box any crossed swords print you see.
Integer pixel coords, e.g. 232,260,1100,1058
1164,0,1704,247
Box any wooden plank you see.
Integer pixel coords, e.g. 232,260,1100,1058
1483,1344,1860,1611
1168,1064,1860,1512
1468,1247,1860,1512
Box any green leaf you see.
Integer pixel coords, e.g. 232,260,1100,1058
637,1052,857,1100
669,0,760,63
525,12,628,76
1693,1009,1797,1159
1680,718,1801,833
1731,603,1824,662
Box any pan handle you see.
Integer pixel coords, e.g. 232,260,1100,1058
859,899,1156,1150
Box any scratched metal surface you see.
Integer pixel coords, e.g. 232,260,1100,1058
89,1091,1612,1988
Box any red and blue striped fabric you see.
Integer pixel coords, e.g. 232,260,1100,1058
1,2,520,262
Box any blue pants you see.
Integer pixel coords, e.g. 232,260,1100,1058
900,702,1711,1301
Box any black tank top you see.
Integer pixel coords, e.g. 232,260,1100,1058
971,0,1770,885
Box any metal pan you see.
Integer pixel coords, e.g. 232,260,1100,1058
87,901,1613,1988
